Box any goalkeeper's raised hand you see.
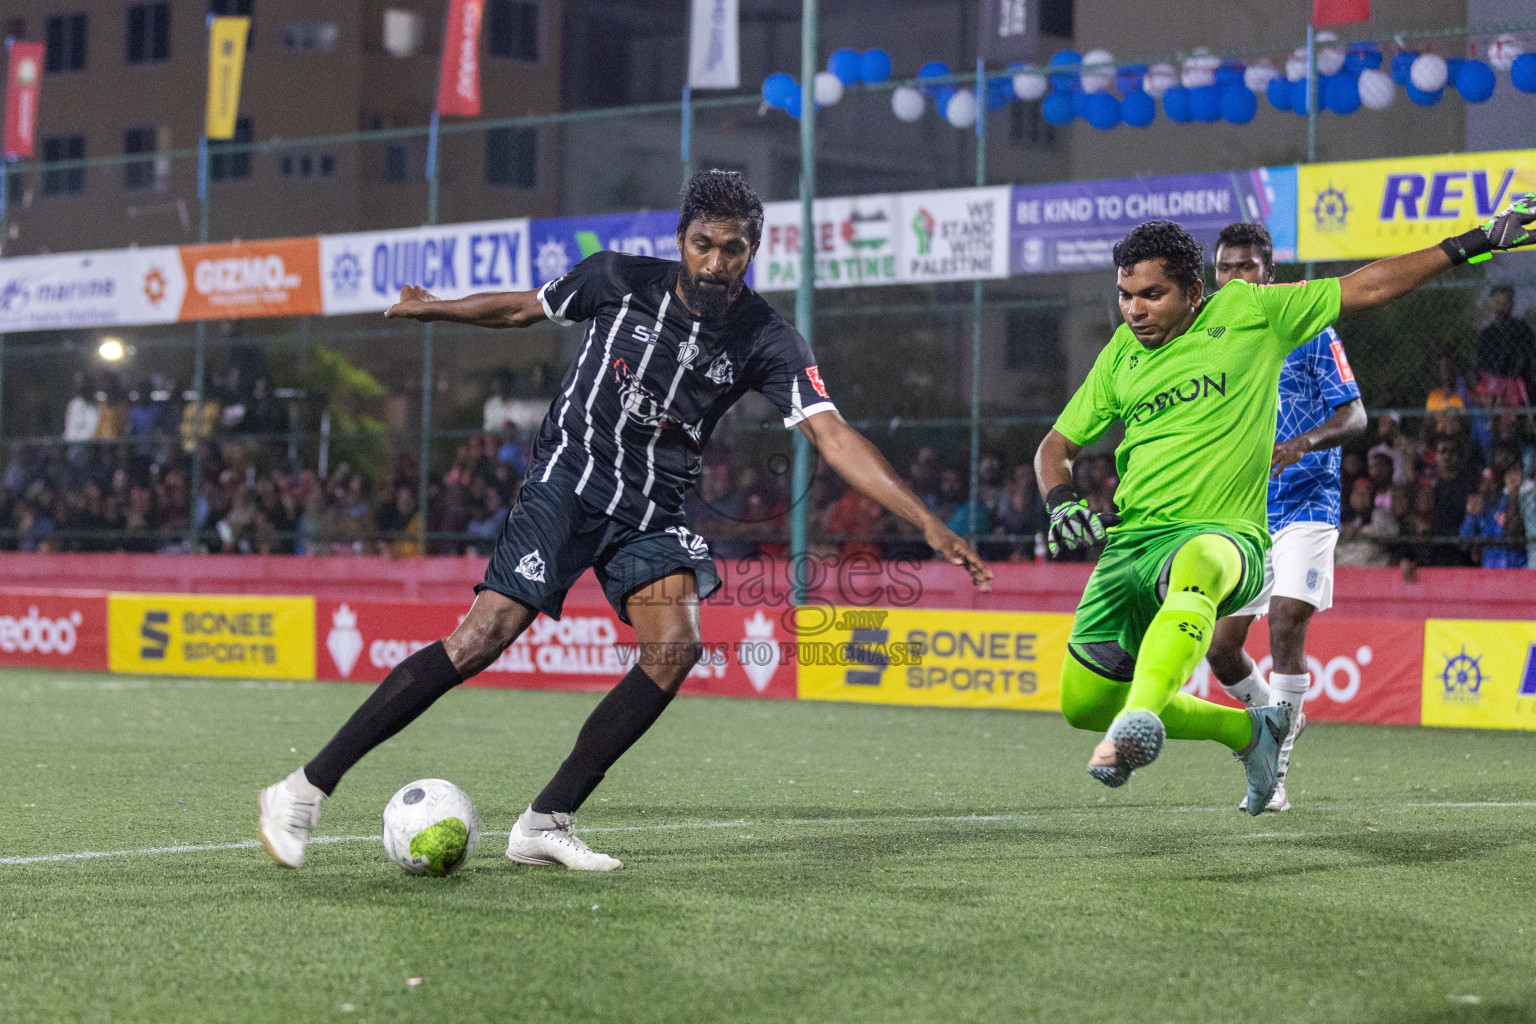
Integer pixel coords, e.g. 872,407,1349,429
1044,485,1122,558
1441,191,1536,265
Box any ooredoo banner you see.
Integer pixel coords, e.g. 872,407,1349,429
1182,615,1423,725
319,219,531,316
314,598,795,700
177,237,323,321
108,593,315,679
0,590,108,671
795,605,1072,710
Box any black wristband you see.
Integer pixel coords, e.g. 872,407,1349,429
1046,485,1078,511
1440,227,1493,266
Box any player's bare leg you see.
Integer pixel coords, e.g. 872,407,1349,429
508,572,702,871
1207,614,1271,708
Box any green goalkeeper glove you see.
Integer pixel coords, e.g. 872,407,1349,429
1044,485,1122,558
1440,191,1536,265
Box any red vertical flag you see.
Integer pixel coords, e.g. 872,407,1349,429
436,0,484,116
1312,0,1370,27
3,40,45,159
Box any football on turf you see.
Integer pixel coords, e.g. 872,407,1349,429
382,778,481,876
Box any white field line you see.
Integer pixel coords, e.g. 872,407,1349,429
4,802,1536,868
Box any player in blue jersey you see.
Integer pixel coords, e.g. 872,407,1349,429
1202,223,1367,812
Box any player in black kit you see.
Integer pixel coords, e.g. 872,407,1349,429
258,170,992,870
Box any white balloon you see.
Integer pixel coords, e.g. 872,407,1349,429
1317,45,1345,75
1358,68,1395,110
1286,46,1308,81
945,88,977,127
1244,59,1278,92
891,85,925,122
1080,48,1115,93
1488,34,1523,72
1012,69,1048,100
1146,62,1177,97
813,71,844,107
1410,53,1448,92
1180,52,1218,89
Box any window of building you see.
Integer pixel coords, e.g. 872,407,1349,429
41,135,85,195
208,117,253,181
45,13,88,73
123,126,158,190
1039,0,1073,39
7,170,25,208
1009,102,1059,151
384,144,407,182
485,127,536,189
279,150,335,178
486,1,538,61
281,22,338,53
126,3,171,64
4,18,26,41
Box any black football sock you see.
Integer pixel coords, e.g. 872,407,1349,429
531,665,675,815
304,641,462,796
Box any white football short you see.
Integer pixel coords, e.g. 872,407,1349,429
1233,520,1338,617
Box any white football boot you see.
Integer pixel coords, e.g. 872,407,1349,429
258,767,327,868
506,807,622,871
1238,711,1306,813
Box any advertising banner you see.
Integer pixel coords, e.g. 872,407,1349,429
4,40,45,159
759,194,900,291
177,237,323,320
687,0,739,89
1258,165,1299,264
314,599,795,700
529,211,680,287
1183,616,1423,725
320,219,531,315
795,606,1072,710
977,0,1038,64
108,593,315,679
0,590,108,672
1009,171,1269,275
436,0,484,117
1297,149,1536,261
0,247,185,332
205,16,250,140
1421,619,1536,731
899,187,1012,284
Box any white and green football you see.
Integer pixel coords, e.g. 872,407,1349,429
381,778,480,876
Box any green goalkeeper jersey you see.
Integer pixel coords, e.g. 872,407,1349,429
1053,277,1342,550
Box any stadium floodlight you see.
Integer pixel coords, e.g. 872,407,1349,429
98,338,125,361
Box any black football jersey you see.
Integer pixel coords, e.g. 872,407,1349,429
530,251,836,530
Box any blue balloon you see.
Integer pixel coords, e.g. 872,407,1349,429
1290,77,1311,115
1513,53,1536,93
1215,61,1246,89
1121,89,1156,126
1083,92,1120,130
1073,89,1093,116
1163,86,1193,123
1267,76,1293,111
1189,84,1220,122
784,89,802,118
932,86,955,111
918,61,953,98
1049,49,1081,91
1219,84,1258,124
1116,64,1148,94
1390,51,1417,85
1455,60,1496,103
1346,42,1382,75
1445,57,1465,84
1324,74,1361,115
858,49,892,85
985,75,1014,110
1405,82,1442,106
762,72,796,109
1041,90,1076,124
827,48,861,86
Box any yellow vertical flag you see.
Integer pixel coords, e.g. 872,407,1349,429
205,16,250,140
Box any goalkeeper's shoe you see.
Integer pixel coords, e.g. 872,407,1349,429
506,807,622,871
258,767,327,868
1235,705,1293,817
1088,709,1165,788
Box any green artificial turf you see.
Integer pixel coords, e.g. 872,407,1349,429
2,668,1535,1023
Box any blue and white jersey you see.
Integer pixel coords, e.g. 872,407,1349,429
1269,326,1361,532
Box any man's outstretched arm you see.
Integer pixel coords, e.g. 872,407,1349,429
1339,191,1536,314
384,284,548,328
796,410,992,590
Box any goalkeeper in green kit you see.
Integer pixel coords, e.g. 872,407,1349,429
1033,197,1535,814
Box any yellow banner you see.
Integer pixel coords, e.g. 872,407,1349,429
205,16,250,140
1297,149,1536,261
1421,619,1536,731
794,605,1071,710
109,593,315,679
